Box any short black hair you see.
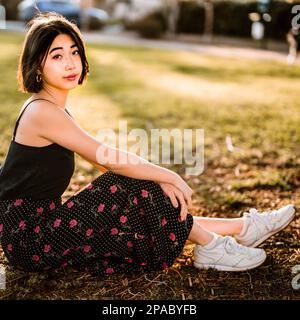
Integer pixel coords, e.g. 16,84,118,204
18,12,89,93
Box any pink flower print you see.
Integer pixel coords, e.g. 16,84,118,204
161,217,167,227
44,245,51,253
106,267,114,274
111,204,117,212
0,224,3,233
139,208,145,216
169,233,176,241
104,252,112,257
140,262,147,266
83,245,91,253
49,202,56,210
86,228,93,237
32,255,40,262
103,260,109,266
63,249,71,256
137,234,145,239
141,190,149,198
110,185,117,193
162,262,168,270
127,241,133,248
133,197,138,205
7,244,13,252
87,183,93,190
34,226,41,234
67,201,74,209
97,203,105,213
14,199,23,206
36,207,44,215
61,262,68,268
126,258,133,263
111,228,119,235
19,220,26,231
120,215,127,224
53,219,61,228
69,219,78,228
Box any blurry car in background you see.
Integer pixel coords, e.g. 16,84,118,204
18,0,109,29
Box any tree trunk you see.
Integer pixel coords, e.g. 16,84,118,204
80,0,94,31
200,0,214,40
163,0,180,36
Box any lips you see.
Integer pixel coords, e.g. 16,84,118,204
64,74,79,80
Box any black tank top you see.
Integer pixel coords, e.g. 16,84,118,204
0,98,75,200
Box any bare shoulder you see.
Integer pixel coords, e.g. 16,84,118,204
26,99,73,124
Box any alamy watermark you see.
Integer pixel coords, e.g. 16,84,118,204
0,5,6,30
95,121,204,176
291,264,300,290
0,265,6,290
291,5,300,29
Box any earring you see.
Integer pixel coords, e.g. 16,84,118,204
36,73,42,83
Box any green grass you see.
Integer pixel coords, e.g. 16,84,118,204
0,31,300,300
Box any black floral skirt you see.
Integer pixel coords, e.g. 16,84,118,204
0,171,193,276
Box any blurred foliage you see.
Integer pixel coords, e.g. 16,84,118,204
125,11,167,39
126,0,299,40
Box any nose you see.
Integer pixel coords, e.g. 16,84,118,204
65,55,76,71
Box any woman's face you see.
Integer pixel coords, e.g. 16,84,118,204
40,33,83,92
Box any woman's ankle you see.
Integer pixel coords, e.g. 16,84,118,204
188,221,214,246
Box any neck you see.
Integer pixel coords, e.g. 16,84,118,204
33,87,69,109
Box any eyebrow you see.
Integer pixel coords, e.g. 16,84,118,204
49,44,78,54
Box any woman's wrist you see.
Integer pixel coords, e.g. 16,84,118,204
168,171,182,188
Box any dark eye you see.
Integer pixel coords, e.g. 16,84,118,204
73,50,80,55
53,54,62,60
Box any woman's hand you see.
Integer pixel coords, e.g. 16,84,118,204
158,182,191,221
172,174,193,210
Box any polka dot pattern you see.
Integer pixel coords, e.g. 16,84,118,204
0,170,193,276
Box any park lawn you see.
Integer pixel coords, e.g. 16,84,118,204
0,31,299,300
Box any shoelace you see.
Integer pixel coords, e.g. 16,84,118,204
244,208,278,232
224,236,248,255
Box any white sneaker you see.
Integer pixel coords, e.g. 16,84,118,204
235,204,296,248
194,233,266,272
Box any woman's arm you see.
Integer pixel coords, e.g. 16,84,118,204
33,101,184,187
32,101,193,208
96,143,182,186
79,154,109,173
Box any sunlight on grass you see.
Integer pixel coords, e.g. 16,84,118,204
68,90,121,135
230,168,293,191
86,44,300,155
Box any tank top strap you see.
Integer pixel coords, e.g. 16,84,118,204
12,98,72,141
65,108,73,118
12,98,51,141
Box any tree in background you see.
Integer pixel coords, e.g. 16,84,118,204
0,0,22,20
163,0,180,35
200,0,214,40
163,0,214,40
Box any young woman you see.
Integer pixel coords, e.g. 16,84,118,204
0,13,295,276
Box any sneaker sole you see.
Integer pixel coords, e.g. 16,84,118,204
248,206,296,248
193,252,267,272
